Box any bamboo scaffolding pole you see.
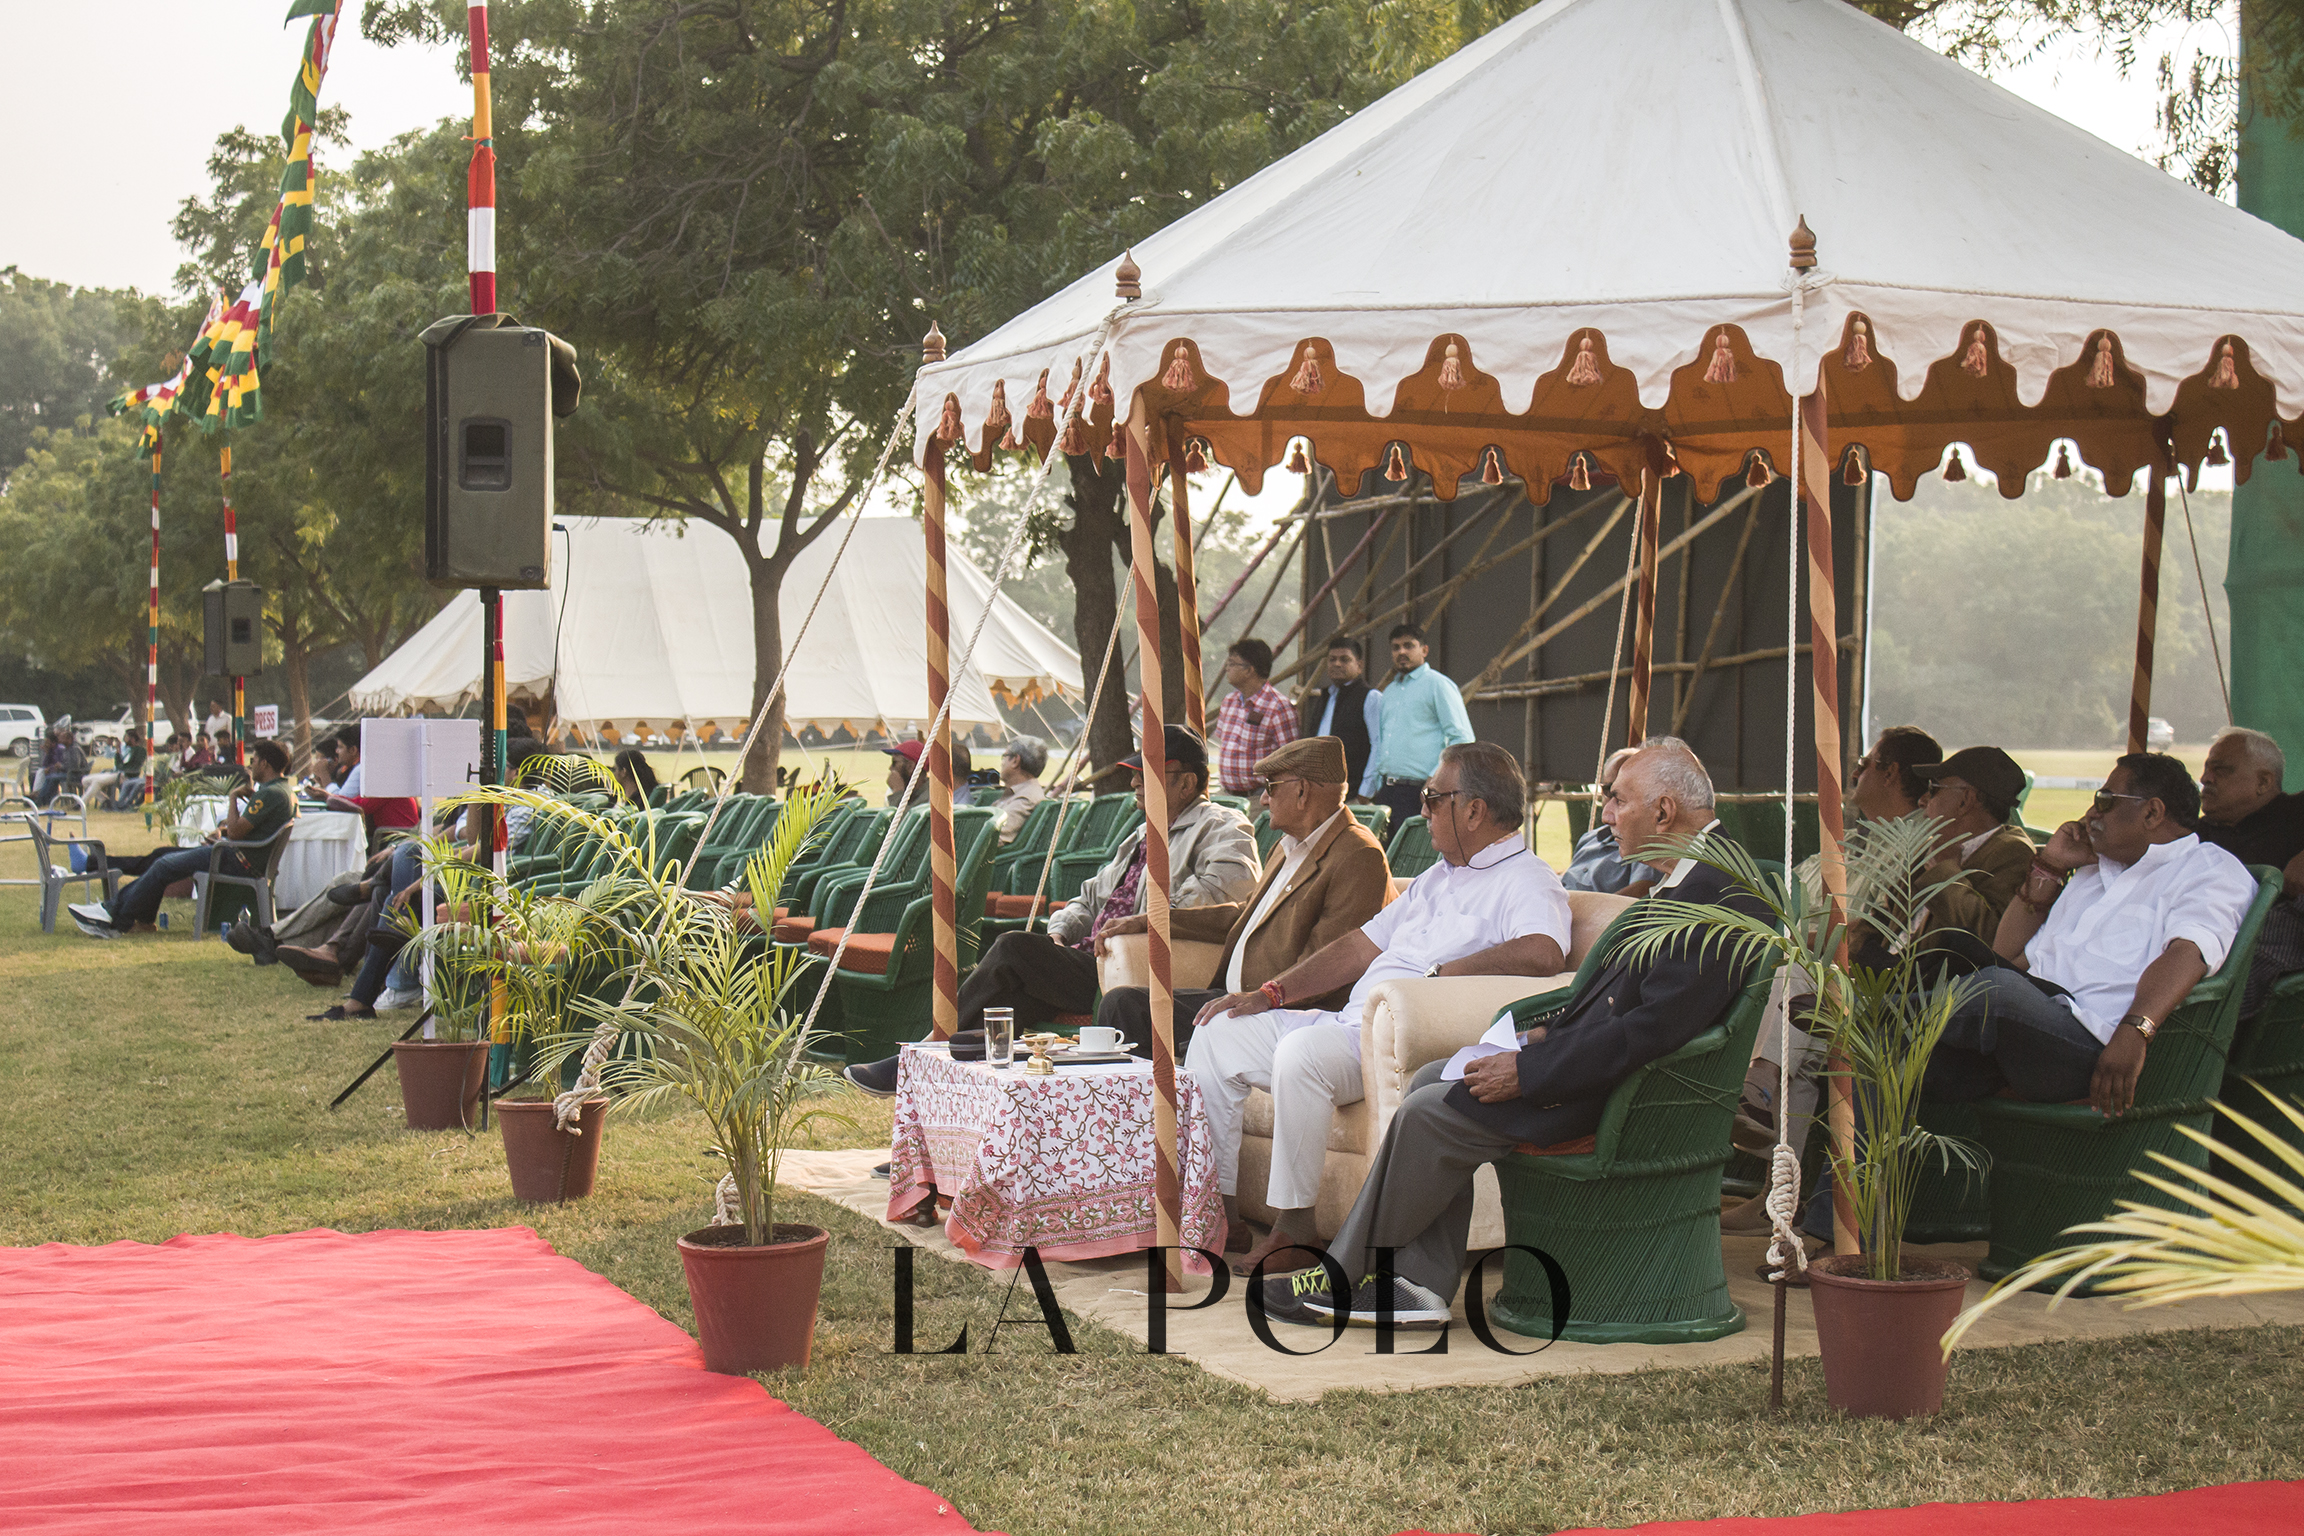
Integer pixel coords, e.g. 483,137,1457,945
1459,494,1636,700
1671,498,1769,736
1471,634,1860,701
1265,506,1402,662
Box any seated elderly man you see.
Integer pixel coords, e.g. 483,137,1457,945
991,735,1051,843
2199,727,2304,893
842,725,1259,1096
1096,736,1393,1248
1189,741,1572,1273
1260,736,1762,1326
1562,747,1645,895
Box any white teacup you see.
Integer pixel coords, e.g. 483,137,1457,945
1076,1025,1125,1053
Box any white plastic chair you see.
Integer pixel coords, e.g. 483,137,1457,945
26,817,120,934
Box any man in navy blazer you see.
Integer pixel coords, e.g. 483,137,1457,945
1260,737,1767,1328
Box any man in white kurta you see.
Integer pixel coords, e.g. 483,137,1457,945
1185,742,1573,1268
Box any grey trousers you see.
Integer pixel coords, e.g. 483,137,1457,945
1322,1060,1523,1300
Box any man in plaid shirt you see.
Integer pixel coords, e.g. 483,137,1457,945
1215,639,1301,794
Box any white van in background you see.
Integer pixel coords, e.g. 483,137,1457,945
0,705,47,757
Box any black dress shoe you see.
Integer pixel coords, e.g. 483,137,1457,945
225,920,259,957
842,1057,901,1097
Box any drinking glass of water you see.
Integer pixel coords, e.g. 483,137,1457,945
983,1007,1015,1068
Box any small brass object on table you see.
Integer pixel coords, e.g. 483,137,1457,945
1023,1039,1057,1075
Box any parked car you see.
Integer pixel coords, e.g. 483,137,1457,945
73,706,139,759
2146,716,2176,753
0,704,46,758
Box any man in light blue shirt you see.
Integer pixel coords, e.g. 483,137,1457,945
1369,622,1476,832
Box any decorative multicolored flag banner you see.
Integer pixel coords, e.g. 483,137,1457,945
182,280,267,431
282,0,344,147
254,119,316,349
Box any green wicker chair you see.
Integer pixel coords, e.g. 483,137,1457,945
1971,868,2283,1285
1385,815,1437,879
1901,1101,1992,1243
1252,811,1282,861
2215,956,2304,1206
822,810,1003,1060
1350,802,1392,844
1490,966,1772,1344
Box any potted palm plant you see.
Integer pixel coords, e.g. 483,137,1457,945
539,779,853,1374
1613,815,1987,1419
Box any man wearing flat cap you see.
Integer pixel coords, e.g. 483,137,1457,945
1096,736,1394,1084
843,725,1259,1096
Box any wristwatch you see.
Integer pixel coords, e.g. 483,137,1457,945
2120,1012,2159,1041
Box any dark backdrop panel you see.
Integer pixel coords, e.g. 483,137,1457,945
1294,472,1866,791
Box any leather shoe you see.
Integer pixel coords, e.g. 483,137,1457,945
1720,1192,1776,1234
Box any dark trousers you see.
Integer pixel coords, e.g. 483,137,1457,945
956,930,1101,1035
106,845,254,928
1325,1060,1522,1299
1924,966,2105,1104
1373,779,1427,834
1096,985,1226,1061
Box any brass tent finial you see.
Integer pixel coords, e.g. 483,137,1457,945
921,322,947,363
1115,250,1143,300
1789,216,1817,271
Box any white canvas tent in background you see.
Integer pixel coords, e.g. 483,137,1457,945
349,516,1081,739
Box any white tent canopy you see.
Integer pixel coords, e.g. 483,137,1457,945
350,516,1081,737
915,0,2304,455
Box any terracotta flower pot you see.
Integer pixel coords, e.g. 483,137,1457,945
1806,1255,1972,1419
496,1097,607,1202
677,1223,830,1375
391,1040,491,1131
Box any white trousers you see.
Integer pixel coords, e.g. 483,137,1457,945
1746,968,1825,1148
1185,1009,1363,1211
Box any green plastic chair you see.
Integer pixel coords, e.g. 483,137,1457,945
1211,793,1252,816
1252,810,1281,861
1489,955,1773,1344
2215,951,2304,1206
1970,868,2284,1286
1385,815,1437,879
985,796,1075,897
1044,796,1145,903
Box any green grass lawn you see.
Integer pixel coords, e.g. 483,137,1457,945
5,809,2297,1535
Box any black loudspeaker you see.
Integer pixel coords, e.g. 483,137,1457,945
421,314,581,590
203,579,264,676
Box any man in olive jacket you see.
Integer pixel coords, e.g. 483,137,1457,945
1095,736,1392,1060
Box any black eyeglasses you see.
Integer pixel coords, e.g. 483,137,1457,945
1252,776,1306,796
1419,787,1464,810
2091,790,2151,815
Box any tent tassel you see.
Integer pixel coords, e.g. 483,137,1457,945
1747,452,1774,489
1703,330,1737,384
937,394,964,443
1289,348,1325,395
1566,334,1602,386
2087,335,2117,389
1106,420,1126,461
1384,444,1408,482
1841,447,1865,485
1944,447,1968,482
1162,344,1195,391
1482,447,1504,485
2052,443,2074,479
2212,340,2240,389
1569,453,1591,492
987,380,1012,442
1438,342,1465,391
1843,318,1873,372
2206,432,2230,468
1285,439,1310,475
1961,325,1990,377
2269,422,2291,462
1059,417,1088,456
1027,369,1054,419
1057,358,1082,411
1089,354,1114,405
1185,438,1210,474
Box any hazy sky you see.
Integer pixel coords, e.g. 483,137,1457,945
0,3,2237,299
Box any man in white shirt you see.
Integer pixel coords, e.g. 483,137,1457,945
202,699,233,745
1949,752,2259,1114
1186,741,1572,1268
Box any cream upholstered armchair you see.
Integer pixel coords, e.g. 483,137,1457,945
1102,891,1635,1246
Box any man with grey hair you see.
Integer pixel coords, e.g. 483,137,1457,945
1564,746,1649,894
1186,740,1573,1267
991,735,1051,844
1259,737,1766,1327
2199,727,2303,893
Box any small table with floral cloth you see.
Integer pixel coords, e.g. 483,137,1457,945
886,1043,1225,1270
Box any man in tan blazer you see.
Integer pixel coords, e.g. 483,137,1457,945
1094,735,1391,1073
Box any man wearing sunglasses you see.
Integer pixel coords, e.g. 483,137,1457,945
1945,752,2258,1116
1185,741,1571,1273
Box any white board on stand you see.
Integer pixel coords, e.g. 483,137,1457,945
360,717,482,800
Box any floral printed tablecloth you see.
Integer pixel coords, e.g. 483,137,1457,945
887,1045,1225,1270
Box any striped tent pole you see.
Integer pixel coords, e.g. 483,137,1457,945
465,4,497,316
145,441,162,806
1790,222,1860,1257
1166,445,1206,736
922,323,961,1040
1623,460,1664,746
2127,452,2169,754
221,445,245,766
1126,414,1184,1293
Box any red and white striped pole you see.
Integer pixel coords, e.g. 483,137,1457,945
1166,446,1206,737
466,4,497,316
146,441,162,805
221,445,245,767
1624,460,1663,746
921,327,961,1040
2127,453,2169,754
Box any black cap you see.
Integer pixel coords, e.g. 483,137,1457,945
1916,746,2027,814
1117,724,1209,776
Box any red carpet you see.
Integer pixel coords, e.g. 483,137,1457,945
0,1227,990,1533
1405,1479,2304,1535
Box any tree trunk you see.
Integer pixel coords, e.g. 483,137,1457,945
742,551,786,793
284,631,313,763
1062,454,1134,772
